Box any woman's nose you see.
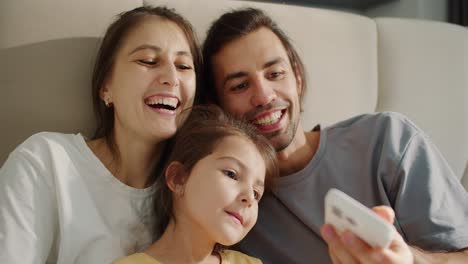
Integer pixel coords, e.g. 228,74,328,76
157,63,179,88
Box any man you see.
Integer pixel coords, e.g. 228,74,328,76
201,7,468,264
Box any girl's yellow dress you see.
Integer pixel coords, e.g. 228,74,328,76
114,249,262,264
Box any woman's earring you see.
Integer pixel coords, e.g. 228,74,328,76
104,97,112,108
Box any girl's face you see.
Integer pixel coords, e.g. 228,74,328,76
177,135,266,246
102,16,196,143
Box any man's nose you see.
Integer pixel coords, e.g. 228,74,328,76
250,76,276,107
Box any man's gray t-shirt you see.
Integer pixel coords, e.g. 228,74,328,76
238,112,468,264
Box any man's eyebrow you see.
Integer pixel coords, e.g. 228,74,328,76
128,44,192,57
263,57,285,69
222,71,248,87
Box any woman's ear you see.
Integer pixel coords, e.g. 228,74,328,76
100,78,114,106
165,161,187,195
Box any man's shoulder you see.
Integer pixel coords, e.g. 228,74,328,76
326,112,421,139
328,112,417,130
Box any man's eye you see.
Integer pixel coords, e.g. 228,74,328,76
269,71,283,79
222,170,237,180
230,82,248,92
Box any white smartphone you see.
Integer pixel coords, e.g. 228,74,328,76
324,188,394,248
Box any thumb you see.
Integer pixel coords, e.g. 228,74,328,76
372,205,395,224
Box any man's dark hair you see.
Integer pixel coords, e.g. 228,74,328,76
201,7,307,107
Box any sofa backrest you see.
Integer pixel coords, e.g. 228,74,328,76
0,0,143,164
0,0,378,163
375,18,468,179
1,0,466,186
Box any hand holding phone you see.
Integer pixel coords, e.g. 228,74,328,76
324,188,395,248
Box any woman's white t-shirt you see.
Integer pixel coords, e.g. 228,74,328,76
0,132,155,264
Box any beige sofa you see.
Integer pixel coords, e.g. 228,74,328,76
1,0,467,189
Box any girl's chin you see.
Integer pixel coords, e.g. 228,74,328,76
216,233,246,247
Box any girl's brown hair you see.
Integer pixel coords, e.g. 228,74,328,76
153,104,278,238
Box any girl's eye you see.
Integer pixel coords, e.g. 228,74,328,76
222,169,237,180
253,190,262,201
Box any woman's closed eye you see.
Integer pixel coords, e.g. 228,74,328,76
176,64,193,71
137,59,193,72
138,58,158,66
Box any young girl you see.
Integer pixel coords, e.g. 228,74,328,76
114,105,279,263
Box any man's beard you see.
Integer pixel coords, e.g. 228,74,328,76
243,100,298,152
263,114,299,152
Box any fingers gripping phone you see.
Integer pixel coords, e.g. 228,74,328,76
324,188,394,248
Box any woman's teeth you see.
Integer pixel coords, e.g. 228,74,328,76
146,97,178,110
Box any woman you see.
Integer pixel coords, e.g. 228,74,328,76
0,6,201,264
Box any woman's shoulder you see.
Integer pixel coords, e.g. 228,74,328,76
11,132,83,158
113,253,160,264
2,132,86,175
21,131,81,147
220,249,262,264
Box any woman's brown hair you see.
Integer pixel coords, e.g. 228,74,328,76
91,6,202,161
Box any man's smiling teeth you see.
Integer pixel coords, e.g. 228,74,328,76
253,110,282,126
146,97,178,109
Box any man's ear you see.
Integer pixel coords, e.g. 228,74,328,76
165,161,187,194
293,63,303,96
